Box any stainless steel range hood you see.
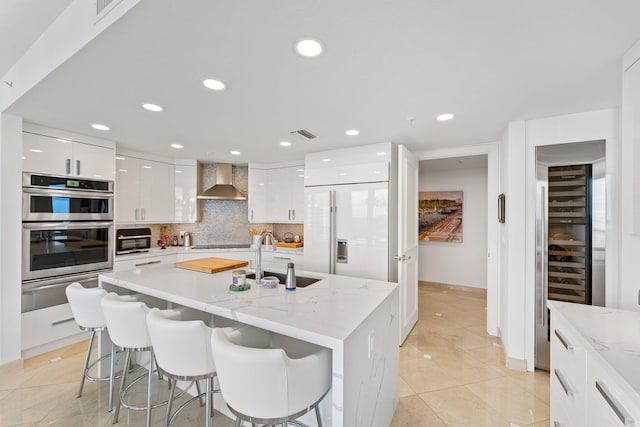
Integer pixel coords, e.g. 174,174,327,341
197,163,246,200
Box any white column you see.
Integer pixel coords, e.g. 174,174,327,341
0,114,23,368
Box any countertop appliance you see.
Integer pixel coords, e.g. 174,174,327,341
535,141,606,370
116,227,152,254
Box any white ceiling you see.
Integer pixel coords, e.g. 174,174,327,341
6,0,640,164
420,155,487,173
0,0,73,78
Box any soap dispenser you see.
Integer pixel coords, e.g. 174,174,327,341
285,263,296,291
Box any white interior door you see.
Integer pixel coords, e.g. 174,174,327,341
398,144,419,344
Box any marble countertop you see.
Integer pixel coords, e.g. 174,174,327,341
548,301,640,396
115,245,304,261
100,264,397,348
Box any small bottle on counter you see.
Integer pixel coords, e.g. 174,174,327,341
285,262,296,291
173,235,178,246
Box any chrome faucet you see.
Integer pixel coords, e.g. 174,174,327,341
254,232,274,282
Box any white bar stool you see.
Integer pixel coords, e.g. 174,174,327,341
65,282,120,412
211,326,332,427
101,292,177,427
146,307,219,427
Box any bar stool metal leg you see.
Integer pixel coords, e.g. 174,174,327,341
146,350,155,427
164,379,177,427
315,405,323,427
113,350,130,424
78,330,97,397
108,343,116,412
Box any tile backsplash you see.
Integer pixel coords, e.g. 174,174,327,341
131,163,303,248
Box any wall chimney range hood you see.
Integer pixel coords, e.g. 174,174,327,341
197,163,246,200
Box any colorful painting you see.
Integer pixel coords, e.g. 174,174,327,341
418,191,463,243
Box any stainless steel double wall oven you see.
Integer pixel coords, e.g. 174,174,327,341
22,173,114,312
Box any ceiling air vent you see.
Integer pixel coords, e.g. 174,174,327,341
290,129,317,140
96,0,115,15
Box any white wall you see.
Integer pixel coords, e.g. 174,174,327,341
620,40,640,312
418,166,488,288
499,121,527,370
0,114,23,367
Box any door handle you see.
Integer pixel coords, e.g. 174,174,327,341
337,239,348,264
76,160,80,176
135,208,139,221
554,329,573,351
135,260,161,267
52,317,76,326
596,381,634,425
291,209,295,220
554,369,572,397
66,158,71,174
141,208,146,220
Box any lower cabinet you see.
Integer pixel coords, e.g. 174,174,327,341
550,307,640,427
21,303,86,357
114,254,178,272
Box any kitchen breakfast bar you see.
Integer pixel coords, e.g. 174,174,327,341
99,263,399,426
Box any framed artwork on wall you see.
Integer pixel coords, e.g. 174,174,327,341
418,190,463,243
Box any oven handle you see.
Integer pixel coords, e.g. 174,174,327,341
22,187,113,198
23,221,114,230
22,281,73,293
117,235,152,240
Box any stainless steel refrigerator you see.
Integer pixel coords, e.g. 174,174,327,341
535,141,606,370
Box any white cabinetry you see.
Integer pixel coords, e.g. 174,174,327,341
116,152,196,224
623,43,640,234
549,302,640,427
174,163,198,222
248,168,268,222
22,131,114,179
114,253,177,272
21,303,86,357
248,163,304,223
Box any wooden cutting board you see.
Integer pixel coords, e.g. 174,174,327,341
175,257,248,274
275,241,303,248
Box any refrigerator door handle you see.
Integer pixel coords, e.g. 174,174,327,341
337,239,348,264
540,185,548,327
329,189,336,274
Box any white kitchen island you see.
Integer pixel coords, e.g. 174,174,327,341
99,263,399,427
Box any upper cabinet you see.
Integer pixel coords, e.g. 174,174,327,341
248,168,268,222
22,131,114,179
116,152,197,224
248,163,304,224
174,163,198,222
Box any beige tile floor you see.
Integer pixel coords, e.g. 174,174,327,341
0,282,550,426
391,282,550,427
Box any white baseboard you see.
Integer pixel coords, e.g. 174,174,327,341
21,332,87,360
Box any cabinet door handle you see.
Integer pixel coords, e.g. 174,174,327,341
554,329,573,351
135,208,139,221
66,158,71,174
141,208,146,220
291,209,295,220
596,381,634,426
251,209,254,221
76,160,80,176
52,317,75,326
135,260,161,267
554,369,573,397
274,256,291,261
553,422,562,427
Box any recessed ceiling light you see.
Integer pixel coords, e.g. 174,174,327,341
376,152,386,156
280,141,292,147
56,138,72,143
374,170,381,174
322,158,331,162
175,170,182,173
142,103,163,112
115,156,125,160
29,149,43,153
21,156,26,160
297,174,305,177
230,150,241,155
143,165,152,169
297,169,304,172
91,123,110,131
295,38,324,58
170,143,183,149
203,79,226,91
119,169,128,172
436,113,455,121
339,173,347,176
345,129,359,136
258,183,265,186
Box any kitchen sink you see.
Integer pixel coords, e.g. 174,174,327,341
245,271,322,288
